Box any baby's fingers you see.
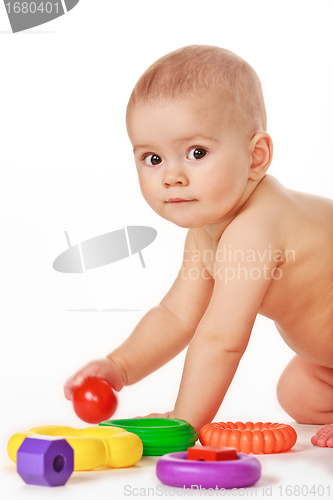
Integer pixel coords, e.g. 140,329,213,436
134,411,173,419
63,361,105,400
64,358,125,401
64,373,85,401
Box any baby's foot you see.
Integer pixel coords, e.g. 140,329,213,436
311,424,333,447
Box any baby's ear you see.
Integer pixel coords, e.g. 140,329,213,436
249,132,273,180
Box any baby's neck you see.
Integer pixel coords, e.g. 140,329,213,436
204,175,266,243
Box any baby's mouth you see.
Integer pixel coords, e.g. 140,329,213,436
166,198,197,203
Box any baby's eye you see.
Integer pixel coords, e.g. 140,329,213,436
144,154,162,166
187,148,207,160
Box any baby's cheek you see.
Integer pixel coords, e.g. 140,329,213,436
137,177,152,200
207,178,233,201
140,181,161,212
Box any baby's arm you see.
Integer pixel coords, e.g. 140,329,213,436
64,230,214,400
173,219,281,432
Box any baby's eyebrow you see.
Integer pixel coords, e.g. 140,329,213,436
175,134,220,144
133,144,153,154
133,134,219,153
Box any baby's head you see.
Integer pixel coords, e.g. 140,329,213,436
127,45,267,138
126,45,272,229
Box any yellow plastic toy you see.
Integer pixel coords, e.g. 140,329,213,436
8,425,143,470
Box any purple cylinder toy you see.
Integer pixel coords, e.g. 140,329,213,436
17,437,74,487
156,451,261,489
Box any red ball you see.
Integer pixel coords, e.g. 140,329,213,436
72,377,118,424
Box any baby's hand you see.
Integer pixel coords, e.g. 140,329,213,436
135,411,175,420
311,424,333,447
64,357,125,401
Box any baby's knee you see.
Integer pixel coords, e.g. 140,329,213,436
276,360,300,418
277,356,333,425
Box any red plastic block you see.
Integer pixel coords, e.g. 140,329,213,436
187,445,237,462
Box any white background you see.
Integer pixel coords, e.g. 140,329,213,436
1,1,333,498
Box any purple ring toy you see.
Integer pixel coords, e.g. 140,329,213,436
156,451,261,489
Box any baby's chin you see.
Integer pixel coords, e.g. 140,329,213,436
151,204,209,229
173,223,198,229
160,215,205,229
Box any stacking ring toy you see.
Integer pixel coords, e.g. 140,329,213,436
8,425,143,470
100,418,198,456
156,450,261,489
199,421,297,454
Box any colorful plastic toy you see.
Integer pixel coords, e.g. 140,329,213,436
187,445,237,461
100,418,198,456
156,446,261,489
199,421,297,454
17,437,74,487
72,377,118,424
8,425,143,470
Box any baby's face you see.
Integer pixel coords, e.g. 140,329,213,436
127,97,253,229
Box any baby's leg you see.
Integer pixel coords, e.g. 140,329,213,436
277,355,333,447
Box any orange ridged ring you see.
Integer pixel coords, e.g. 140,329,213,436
199,421,297,454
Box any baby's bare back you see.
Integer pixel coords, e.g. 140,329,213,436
199,175,333,368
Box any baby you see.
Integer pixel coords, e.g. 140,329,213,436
64,45,333,447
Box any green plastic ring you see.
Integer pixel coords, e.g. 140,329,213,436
99,418,198,456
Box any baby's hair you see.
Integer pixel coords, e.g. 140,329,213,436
127,45,267,136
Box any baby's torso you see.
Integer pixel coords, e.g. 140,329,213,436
195,175,333,367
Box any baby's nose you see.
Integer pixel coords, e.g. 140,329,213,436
162,166,189,187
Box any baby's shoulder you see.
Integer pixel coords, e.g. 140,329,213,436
228,174,333,250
